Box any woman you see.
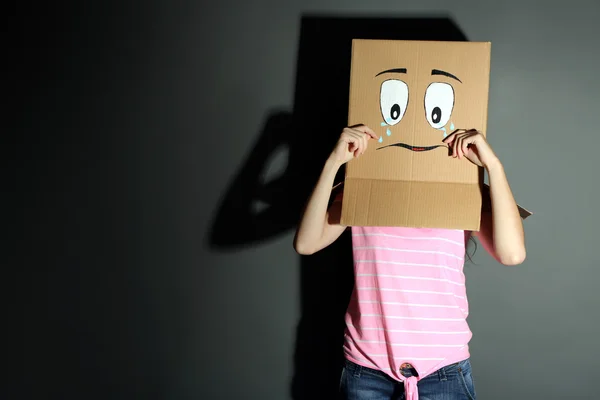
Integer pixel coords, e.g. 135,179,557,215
293,124,526,400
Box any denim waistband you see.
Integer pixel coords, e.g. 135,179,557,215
344,357,469,381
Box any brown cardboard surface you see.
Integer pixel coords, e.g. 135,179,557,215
340,39,492,230
517,206,533,220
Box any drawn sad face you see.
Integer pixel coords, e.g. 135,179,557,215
376,68,461,152
346,40,490,187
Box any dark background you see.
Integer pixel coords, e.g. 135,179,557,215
9,1,600,399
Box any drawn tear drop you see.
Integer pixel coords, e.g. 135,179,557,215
378,136,383,143
381,121,387,127
450,122,455,131
386,128,391,136
440,126,447,138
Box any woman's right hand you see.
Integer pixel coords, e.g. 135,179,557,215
329,124,378,166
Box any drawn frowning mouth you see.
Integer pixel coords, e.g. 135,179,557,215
377,142,447,152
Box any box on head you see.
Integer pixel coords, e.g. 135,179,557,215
340,40,531,230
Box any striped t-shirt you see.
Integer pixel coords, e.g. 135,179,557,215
343,225,472,399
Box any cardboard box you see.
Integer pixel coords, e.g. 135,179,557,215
341,39,502,230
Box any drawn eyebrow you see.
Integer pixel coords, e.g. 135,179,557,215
432,69,462,83
376,68,407,77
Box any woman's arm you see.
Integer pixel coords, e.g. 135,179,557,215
293,125,377,255
476,160,526,265
293,158,346,255
444,129,526,266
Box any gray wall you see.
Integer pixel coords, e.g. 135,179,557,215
12,0,599,399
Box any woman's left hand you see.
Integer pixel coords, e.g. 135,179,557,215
442,129,498,169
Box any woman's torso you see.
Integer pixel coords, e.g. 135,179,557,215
343,225,472,382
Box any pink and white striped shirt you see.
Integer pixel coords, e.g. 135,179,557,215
343,225,472,400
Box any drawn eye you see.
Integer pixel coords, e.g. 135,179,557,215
424,82,454,129
380,80,409,126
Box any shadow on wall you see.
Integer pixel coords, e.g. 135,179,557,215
208,14,468,400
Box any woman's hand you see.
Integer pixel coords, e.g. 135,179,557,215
445,129,526,265
294,125,376,255
442,129,499,169
329,124,378,166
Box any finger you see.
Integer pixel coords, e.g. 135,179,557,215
347,131,363,155
462,134,470,159
357,130,369,154
457,132,471,158
349,127,378,143
460,136,473,157
444,129,460,141
346,134,361,155
442,131,456,143
458,134,471,159
448,132,458,156
462,136,471,157
365,126,378,140
444,128,471,142
354,137,364,157
454,134,461,158
350,124,378,140
342,127,357,140
464,129,479,138
347,140,357,155
342,129,362,144
443,129,465,143
362,134,368,155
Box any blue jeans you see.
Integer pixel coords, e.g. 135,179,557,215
339,358,477,400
